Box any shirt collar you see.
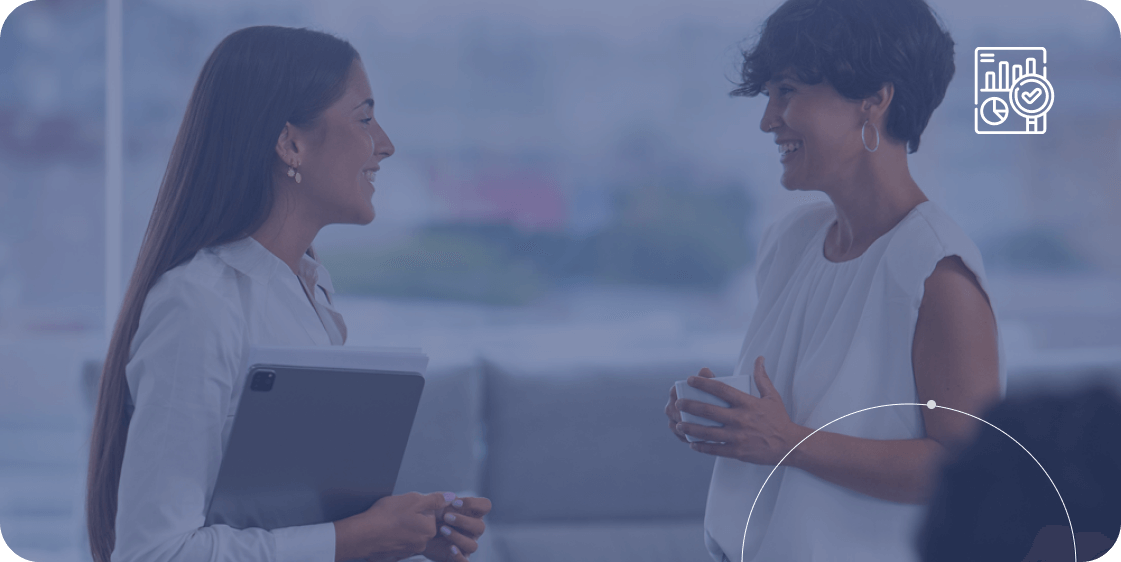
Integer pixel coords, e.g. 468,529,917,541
212,236,335,295
211,236,288,284
296,251,337,295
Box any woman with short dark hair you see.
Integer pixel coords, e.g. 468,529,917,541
663,1,1004,560
86,26,490,562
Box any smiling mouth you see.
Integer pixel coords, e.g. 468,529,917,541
363,169,377,185
778,141,802,156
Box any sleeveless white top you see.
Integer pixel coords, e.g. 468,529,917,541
703,201,1006,562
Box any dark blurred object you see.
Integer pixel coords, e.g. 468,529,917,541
917,383,1121,561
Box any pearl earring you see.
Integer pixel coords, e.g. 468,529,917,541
287,165,302,184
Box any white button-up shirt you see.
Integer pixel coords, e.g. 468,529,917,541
113,236,348,562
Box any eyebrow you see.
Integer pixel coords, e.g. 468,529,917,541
354,98,373,110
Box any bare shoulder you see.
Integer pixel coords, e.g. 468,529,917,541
914,255,1001,449
916,254,997,356
923,255,990,309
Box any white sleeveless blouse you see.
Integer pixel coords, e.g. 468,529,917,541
703,201,1006,562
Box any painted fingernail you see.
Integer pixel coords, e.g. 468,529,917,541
441,525,452,536
443,492,456,502
444,512,457,523
451,545,460,555
452,499,463,508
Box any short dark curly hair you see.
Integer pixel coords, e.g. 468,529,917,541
733,0,956,153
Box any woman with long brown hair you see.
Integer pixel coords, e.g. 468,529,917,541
86,26,489,562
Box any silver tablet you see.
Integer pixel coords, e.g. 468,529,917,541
204,364,425,531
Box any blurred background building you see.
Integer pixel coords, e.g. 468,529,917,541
0,0,1118,559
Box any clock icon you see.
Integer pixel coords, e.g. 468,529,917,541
980,96,1009,126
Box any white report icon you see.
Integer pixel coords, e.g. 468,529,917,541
974,47,1055,134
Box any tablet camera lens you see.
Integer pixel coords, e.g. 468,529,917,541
251,370,275,392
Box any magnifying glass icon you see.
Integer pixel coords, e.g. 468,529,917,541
1008,72,1054,132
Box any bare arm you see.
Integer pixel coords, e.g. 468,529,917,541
784,256,1002,503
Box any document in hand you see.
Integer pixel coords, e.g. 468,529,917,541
204,345,429,531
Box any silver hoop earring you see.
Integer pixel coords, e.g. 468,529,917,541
287,165,302,184
861,120,879,153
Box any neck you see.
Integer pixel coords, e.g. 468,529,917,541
250,189,323,275
822,143,927,259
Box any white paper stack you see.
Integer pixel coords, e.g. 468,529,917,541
244,345,429,376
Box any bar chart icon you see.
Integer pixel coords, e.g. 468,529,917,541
975,47,1054,134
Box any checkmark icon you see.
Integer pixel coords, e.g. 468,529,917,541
1021,88,1042,104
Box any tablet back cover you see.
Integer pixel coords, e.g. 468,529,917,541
204,365,425,530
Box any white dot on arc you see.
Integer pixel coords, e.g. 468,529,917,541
927,400,937,410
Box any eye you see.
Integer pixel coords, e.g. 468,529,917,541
361,117,373,125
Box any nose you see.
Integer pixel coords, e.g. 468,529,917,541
759,97,782,134
372,121,395,161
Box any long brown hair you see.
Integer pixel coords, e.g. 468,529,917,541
86,26,358,562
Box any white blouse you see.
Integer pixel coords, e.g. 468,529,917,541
703,201,1006,562
113,236,348,562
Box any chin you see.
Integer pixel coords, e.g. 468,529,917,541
359,205,376,225
780,172,816,192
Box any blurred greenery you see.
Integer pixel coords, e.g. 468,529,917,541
578,184,753,289
321,182,754,304
980,227,1089,272
321,232,546,306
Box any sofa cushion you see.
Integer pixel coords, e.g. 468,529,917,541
488,520,712,562
394,362,485,496
480,359,728,522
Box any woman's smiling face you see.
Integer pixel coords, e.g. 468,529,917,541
759,70,868,191
286,59,395,226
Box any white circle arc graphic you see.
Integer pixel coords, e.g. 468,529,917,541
740,403,1076,562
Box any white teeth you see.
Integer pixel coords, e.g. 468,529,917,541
363,170,376,183
779,141,802,155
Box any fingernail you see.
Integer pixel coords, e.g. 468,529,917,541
444,512,457,523
451,545,460,555
452,499,463,508
441,525,452,536
443,492,456,502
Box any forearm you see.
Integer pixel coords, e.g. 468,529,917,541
785,425,947,504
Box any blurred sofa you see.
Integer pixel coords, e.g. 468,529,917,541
81,357,724,562
393,358,726,562
376,357,1121,562
81,357,1121,562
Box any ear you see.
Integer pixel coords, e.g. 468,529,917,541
274,122,301,168
862,82,894,124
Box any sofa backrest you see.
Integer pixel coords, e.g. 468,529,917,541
394,362,486,496
479,359,728,523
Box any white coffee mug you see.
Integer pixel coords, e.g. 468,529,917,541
674,375,751,443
